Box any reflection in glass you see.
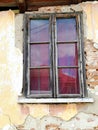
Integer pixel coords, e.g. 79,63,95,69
57,18,77,42
30,19,49,42
58,44,78,66
30,68,50,94
58,68,80,94
30,44,50,67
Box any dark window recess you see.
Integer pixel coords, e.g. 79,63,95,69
23,12,87,98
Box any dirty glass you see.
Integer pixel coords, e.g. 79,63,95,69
30,68,50,94
30,19,49,43
57,18,77,42
57,18,80,95
58,68,80,94
30,44,50,67
57,43,78,66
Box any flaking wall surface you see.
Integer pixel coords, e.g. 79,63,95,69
0,2,98,130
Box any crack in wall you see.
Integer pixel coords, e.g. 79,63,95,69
1,2,98,130
14,112,98,130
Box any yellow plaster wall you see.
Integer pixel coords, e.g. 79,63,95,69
82,2,98,42
0,2,98,129
0,10,22,127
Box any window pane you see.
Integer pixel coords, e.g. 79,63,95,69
30,68,51,94
58,68,80,94
30,19,49,43
57,18,77,42
58,44,78,66
30,44,50,67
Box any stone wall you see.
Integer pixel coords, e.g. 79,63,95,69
0,2,98,130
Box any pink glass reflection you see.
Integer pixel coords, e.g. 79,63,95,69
30,19,49,43
57,18,77,42
58,44,78,66
30,68,50,94
30,44,50,67
58,68,80,94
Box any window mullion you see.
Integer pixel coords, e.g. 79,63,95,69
76,13,84,97
27,18,31,96
23,14,29,96
79,13,87,97
53,15,58,98
51,14,56,97
50,15,54,97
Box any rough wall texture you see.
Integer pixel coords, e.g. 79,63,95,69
0,2,98,130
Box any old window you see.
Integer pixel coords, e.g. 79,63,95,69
23,12,87,99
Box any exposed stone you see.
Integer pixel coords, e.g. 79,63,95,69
46,124,61,130
85,40,98,90
18,113,96,130
1,2,98,130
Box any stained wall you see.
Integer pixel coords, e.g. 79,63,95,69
0,2,98,130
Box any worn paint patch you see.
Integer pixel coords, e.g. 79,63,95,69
49,104,77,121
29,104,49,118
20,105,30,115
1,2,98,129
0,10,24,128
60,104,77,121
2,125,17,130
7,113,98,129
21,115,38,130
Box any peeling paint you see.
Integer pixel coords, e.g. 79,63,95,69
0,2,98,130
16,113,98,130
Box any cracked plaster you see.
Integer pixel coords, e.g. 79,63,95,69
0,2,98,130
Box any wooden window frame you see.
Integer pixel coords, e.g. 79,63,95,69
23,12,87,99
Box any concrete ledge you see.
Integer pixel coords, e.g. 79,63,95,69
18,96,94,104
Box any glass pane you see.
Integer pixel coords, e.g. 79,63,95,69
57,18,77,42
30,19,49,42
30,44,50,67
58,68,80,94
30,68,50,94
58,44,78,66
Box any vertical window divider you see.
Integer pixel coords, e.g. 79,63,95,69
78,12,86,97
52,14,57,97
80,12,87,97
54,15,59,98
27,17,31,96
76,14,83,97
23,14,28,96
49,15,54,97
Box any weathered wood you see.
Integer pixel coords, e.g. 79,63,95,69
0,1,16,7
0,0,96,11
16,0,26,13
0,0,14,3
27,0,80,11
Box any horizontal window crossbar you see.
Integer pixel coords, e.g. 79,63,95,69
57,94,81,97
29,66,50,69
58,66,79,68
27,94,52,98
29,42,50,44
57,41,78,44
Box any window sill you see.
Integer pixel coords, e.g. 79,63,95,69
18,96,94,104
